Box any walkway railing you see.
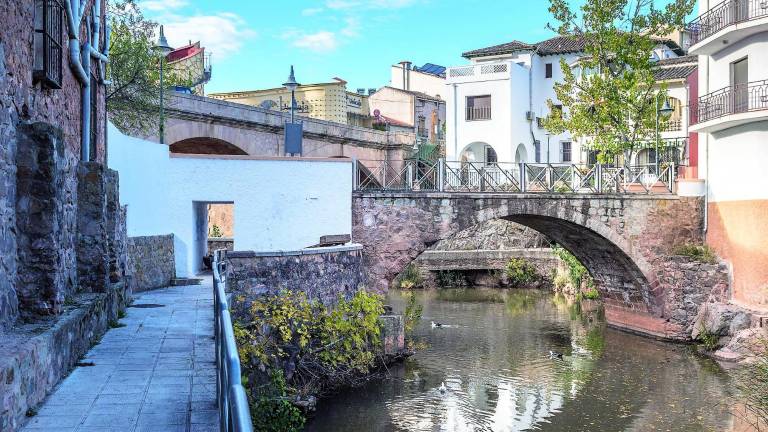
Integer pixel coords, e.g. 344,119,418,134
213,251,254,432
687,0,768,46
354,159,676,194
695,79,768,123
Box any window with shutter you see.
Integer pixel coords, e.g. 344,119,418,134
33,0,64,89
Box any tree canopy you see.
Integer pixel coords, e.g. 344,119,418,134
543,0,695,163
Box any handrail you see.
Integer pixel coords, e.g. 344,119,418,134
694,79,768,123
687,0,768,46
213,250,254,432
354,159,678,195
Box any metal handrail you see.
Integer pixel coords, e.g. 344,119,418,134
213,250,254,432
694,79,768,123
354,159,677,195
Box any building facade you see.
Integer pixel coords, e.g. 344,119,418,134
369,86,446,145
209,78,373,127
688,0,768,311
445,36,692,168
166,40,212,95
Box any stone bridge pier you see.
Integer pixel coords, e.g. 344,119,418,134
352,192,730,340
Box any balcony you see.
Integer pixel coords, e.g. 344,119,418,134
661,119,682,132
690,79,768,132
466,106,492,121
687,0,768,55
446,62,512,84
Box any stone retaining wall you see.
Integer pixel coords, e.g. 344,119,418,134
127,235,176,292
225,245,366,309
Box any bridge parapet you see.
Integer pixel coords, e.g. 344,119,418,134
166,93,415,149
355,159,681,195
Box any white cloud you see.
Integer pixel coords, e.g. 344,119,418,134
291,31,339,53
301,7,324,16
340,17,361,37
325,0,418,9
138,0,187,12
162,14,256,60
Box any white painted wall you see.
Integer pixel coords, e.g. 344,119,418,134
108,124,353,277
707,121,768,202
368,87,414,126
390,65,446,98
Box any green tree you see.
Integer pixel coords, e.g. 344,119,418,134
543,0,694,163
106,0,190,133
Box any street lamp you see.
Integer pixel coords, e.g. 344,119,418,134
283,65,300,124
153,25,173,144
655,94,674,173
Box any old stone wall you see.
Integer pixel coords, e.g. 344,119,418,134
353,192,726,340
225,245,366,312
127,235,176,292
432,219,549,251
208,238,234,255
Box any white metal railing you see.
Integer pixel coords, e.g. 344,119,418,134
213,251,254,432
687,0,768,46
447,61,511,81
354,159,677,194
466,106,492,121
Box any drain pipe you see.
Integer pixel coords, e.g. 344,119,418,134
81,20,92,161
528,60,536,160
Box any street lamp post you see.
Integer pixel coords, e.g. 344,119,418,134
655,93,674,173
283,65,300,124
153,25,173,144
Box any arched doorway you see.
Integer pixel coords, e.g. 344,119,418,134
515,144,528,163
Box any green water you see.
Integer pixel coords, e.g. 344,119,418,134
305,288,738,432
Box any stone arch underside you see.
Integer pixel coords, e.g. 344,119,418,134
169,137,248,155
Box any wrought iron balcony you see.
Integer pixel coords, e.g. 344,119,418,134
687,0,768,47
694,79,768,124
661,119,682,132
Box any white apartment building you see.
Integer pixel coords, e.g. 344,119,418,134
445,35,690,167
687,0,768,311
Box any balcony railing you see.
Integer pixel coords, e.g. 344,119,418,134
695,79,768,123
661,119,682,132
467,106,492,121
687,0,768,46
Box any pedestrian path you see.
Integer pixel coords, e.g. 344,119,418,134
21,281,219,432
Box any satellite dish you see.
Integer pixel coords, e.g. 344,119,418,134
373,109,381,117
259,100,277,110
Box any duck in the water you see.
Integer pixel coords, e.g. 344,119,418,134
549,350,564,359
431,321,443,328
438,382,448,394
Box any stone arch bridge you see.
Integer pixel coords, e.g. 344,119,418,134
352,192,729,340
151,93,414,164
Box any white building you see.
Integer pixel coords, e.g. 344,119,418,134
390,61,446,99
445,35,690,167
687,0,768,311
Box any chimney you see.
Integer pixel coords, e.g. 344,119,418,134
399,61,412,91
368,88,377,96
357,88,366,95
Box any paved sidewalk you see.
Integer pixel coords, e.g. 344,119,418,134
21,282,219,432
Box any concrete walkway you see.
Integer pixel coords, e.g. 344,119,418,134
21,282,219,432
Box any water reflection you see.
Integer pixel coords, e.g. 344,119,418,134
306,288,737,432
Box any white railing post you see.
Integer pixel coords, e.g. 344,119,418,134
351,158,359,191
596,164,603,193
519,163,527,193
406,161,413,191
438,158,446,192
669,163,676,194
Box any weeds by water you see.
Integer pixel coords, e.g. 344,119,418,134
673,244,717,264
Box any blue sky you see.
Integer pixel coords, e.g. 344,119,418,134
137,0,685,94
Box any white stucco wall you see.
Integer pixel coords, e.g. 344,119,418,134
390,65,446,99
706,121,768,202
108,124,353,277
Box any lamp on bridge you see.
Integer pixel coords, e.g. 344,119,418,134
153,25,173,145
655,96,674,172
283,65,303,156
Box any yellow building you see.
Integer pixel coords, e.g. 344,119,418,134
209,78,372,127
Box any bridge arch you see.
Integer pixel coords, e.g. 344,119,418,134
353,192,716,339
170,137,248,155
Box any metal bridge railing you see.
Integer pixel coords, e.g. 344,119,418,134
213,250,254,432
354,159,677,194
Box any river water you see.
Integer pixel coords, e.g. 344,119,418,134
306,288,741,432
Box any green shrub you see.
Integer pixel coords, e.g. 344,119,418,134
696,324,720,351
673,244,717,264
435,270,468,287
505,258,538,286
210,224,223,238
583,287,600,300
734,339,768,427
552,245,594,289
251,371,305,432
397,263,423,289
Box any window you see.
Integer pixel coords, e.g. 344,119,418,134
34,0,64,89
485,146,498,165
560,141,572,163
545,63,553,78
466,95,491,121
417,115,427,137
